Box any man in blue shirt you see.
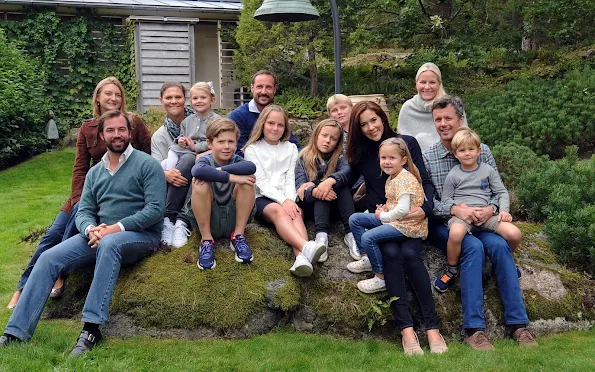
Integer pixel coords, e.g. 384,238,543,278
0,111,166,356
228,70,302,154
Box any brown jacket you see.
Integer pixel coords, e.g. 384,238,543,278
60,115,152,213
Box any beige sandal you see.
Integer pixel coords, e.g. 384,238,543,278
402,332,424,356
429,333,448,354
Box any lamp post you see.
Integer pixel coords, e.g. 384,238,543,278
254,0,342,94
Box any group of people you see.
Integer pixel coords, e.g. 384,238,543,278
1,63,537,357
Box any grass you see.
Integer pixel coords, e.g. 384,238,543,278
0,150,594,371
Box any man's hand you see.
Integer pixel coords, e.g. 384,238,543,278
165,169,188,187
498,210,513,223
451,203,479,225
88,223,120,248
401,206,426,224
473,206,494,225
282,199,302,220
229,174,256,186
297,182,315,201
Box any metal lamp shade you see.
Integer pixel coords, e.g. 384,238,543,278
254,0,320,22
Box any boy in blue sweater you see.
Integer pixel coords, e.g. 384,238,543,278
0,111,166,356
191,118,257,270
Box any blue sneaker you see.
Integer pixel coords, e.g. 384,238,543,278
433,267,459,293
230,233,253,263
197,240,216,270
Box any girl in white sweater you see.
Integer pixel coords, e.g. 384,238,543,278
243,105,326,277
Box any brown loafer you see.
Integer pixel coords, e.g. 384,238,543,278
512,327,539,347
49,283,65,299
465,330,494,351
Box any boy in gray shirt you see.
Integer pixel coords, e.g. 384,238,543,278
434,128,522,292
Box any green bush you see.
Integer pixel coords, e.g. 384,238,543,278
467,68,595,158
274,88,326,119
0,29,49,167
492,143,548,190
516,147,595,275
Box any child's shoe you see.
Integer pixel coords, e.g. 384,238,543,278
357,276,386,294
433,267,459,293
172,219,191,248
161,217,174,245
346,255,372,273
197,240,216,270
302,240,326,264
344,232,361,260
315,233,328,263
230,233,254,263
290,253,313,277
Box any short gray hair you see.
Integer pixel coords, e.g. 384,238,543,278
432,95,465,118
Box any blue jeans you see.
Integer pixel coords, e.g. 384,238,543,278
5,231,159,341
349,213,406,274
16,203,80,291
428,218,529,329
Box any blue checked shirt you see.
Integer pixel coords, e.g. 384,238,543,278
423,142,498,218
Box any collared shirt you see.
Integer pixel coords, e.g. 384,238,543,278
423,141,498,218
248,99,260,114
101,143,134,176
86,143,135,235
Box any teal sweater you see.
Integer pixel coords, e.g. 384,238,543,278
76,150,166,235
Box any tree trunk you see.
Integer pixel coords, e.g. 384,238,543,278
308,45,318,98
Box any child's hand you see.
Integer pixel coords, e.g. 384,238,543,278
177,137,187,148
498,211,513,222
186,137,196,152
297,182,315,201
282,199,302,220
375,204,385,219
229,174,256,186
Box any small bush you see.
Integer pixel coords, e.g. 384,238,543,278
516,147,595,275
140,106,166,134
274,88,326,119
492,143,548,190
467,68,595,158
0,29,49,167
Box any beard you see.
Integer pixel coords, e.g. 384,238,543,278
106,138,129,154
255,93,272,105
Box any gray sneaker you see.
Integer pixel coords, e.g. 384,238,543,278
344,232,361,260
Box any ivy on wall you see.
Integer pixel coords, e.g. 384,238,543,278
0,8,137,132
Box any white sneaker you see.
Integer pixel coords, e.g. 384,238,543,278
161,217,174,245
171,220,191,248
302,240,326,264
344,232,361,260
315,234,329,263
346,255,372,273
290,253,313,277
357,276,386,294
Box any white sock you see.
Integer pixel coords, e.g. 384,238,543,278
375,276,385,286
316,232,328,241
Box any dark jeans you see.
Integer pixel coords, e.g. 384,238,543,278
16,203,80,291
380,239,439,331
165,153,195,224
300,186,354,233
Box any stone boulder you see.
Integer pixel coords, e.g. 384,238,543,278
45,222,594,342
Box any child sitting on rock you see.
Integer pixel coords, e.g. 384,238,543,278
295,118,355,263
243,105,326,278
433,128,522,292
191,118,256,270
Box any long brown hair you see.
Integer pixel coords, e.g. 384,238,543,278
346,101,396,165
242,105,290,151
299,118,344,181
379,137,422,185
92,77,127,117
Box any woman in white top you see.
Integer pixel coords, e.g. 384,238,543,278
397,62,467,151
243,105,326,278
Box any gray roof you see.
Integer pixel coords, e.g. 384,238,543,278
1,1,242,12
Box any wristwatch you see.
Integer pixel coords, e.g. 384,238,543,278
491,205,499,216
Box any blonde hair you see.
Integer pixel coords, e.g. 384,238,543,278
451,128,481,151
326,94,353,114
415,62,446,108
243,105,290,151
206,118,240,141
299,118,344,181
190,81,215,97
379,137,422,185
92,77,127,117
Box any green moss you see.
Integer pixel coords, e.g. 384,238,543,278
524,289,588,322
516,222,544,236
272,278,301,311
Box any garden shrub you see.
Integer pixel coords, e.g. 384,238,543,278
516,147,595,275
0,29,49,167
467,68,595,158
274,88,326,119
491,143,548,190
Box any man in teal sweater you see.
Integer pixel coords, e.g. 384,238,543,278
0,111,166,356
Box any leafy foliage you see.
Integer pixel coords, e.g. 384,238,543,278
0,9,136,134
467,68,595,158
516,148,595,275
0,29,49,167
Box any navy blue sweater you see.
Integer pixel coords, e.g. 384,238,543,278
228,102,303,155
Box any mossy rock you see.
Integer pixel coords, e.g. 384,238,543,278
46,222,595,340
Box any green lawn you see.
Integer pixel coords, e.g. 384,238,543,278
0,150,594,371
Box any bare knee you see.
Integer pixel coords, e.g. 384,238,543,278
448,224,467,243
192,181,212,198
